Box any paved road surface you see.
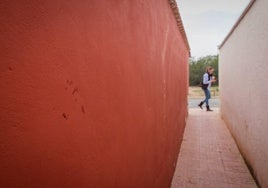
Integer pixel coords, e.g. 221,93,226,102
188,98,220,108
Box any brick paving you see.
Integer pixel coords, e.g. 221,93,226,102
171,108,257,188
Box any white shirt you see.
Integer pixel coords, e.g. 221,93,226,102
203,73,212,90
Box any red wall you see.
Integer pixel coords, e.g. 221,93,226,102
0,1,189,187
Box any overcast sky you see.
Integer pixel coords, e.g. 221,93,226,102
176,0,251,58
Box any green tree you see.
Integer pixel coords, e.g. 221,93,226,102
189,55,218,86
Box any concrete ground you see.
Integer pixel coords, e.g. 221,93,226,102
188,98,220,109
171,108,257,188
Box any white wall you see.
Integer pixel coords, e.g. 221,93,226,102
219,0,268,187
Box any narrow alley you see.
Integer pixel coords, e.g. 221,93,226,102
1,0,267,187
171,108,257,188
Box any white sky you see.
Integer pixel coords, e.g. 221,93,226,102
176,0,251,58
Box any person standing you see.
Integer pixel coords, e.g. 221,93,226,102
198,66,216,111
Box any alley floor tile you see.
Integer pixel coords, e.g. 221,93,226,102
171,108,257,188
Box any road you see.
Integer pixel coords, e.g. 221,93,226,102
188,98,220,108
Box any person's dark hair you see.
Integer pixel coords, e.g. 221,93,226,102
206,66,214,72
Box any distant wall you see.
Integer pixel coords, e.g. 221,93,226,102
219,0,268,187
0,1,189,187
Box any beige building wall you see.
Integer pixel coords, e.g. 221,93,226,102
219,0,268,187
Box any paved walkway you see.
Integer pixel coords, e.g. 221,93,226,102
171,108,257,188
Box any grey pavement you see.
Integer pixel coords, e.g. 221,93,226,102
188,98,220,108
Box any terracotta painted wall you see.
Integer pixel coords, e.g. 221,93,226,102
0,1,189,187
219,0,268,187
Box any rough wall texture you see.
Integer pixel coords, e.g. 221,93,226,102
219,0,268,187
0,1,189,187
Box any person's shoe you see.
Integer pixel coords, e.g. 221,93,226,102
206,105,213,111
198,101,204,109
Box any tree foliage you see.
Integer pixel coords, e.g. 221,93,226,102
189,55,218,86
